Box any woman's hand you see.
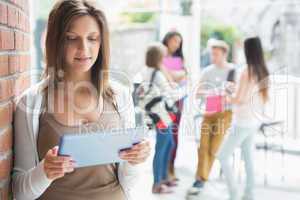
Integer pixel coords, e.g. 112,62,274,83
225,81,236,95
43,146,75,181
225,95,233,104
119,140,151,165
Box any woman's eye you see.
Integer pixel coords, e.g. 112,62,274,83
66,36,77,41
88,38,98,41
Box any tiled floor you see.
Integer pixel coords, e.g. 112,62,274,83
132,131,300,200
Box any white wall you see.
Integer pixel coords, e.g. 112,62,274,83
159,0,202,167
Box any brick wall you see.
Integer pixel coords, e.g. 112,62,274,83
0,0,31,199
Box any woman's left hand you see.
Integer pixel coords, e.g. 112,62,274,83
119,140,151,165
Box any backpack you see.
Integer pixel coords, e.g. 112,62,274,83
134,69,178,129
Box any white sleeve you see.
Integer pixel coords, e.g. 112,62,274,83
13,161,52,200
12,95,52,200
115,85,141,200
199,67,209,83
155,71,187,104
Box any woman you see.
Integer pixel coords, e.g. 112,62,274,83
161,31,187,183
218,37,270,200
12,1,150,200
162,31,187,83
141,43,186,193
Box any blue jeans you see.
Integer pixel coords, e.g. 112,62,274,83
153,126,175,185
218,125,257,199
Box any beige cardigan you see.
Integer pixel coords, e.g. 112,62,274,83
12,79,140,200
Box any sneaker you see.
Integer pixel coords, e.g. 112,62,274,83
186,180,205,195
193,180,204,188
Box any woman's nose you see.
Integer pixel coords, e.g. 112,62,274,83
78,39,88,51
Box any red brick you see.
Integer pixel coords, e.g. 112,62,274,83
19,54,30,72
24,17,29,32
0,184,10,200
0,154,12,180
14,31,22,50
19,12,26,32
8,55,19,74
22,0,29,14
24,34,30,50
0,102,13,128
0,30,15,50
0,127,12,154
14,32,29,51
16,11,26,32
8,31,15,50
8,0,17,4
0,78,14,101
14,73,30,96
26,17,30,32
0,55,9,77
12,0,28,14
0,30,3,50
16,0,21,7
17,11,21,30
21,0,25,8
10,0,22,8
0,3,7,25
7,6,17,28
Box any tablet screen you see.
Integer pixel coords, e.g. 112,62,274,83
58,127,148,168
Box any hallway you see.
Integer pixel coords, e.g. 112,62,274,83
133,132,300,200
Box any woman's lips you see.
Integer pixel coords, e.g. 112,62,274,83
74,57,92,64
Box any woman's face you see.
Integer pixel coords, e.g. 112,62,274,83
167,35,182,54
64,15,101,74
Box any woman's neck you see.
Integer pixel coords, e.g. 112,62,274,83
64,70,92,83
61,69,93,96
167,50,173,56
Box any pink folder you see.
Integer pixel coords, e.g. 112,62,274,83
163,57,183,71
205,95,224,114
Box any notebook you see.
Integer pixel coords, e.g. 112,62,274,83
205,95,224,113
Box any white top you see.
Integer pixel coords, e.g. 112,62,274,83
138,67,186,126
141,67,186,104
200,63,235,92
233,76,265,128
12,78,140,200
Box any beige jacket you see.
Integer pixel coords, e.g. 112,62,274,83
12,79,140,200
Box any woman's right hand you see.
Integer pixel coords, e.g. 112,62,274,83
43,146,75,181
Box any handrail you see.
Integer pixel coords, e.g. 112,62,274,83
259,121,284,137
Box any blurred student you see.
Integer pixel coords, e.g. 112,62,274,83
140,43,186,193
187,39,236,196
218,37,269,200
161,31,187,183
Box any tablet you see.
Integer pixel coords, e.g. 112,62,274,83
58,127,148,168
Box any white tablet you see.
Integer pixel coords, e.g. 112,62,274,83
58,127,148,168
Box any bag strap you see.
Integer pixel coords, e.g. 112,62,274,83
114,163,119,182
226,69,236,82
145,69,159,96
